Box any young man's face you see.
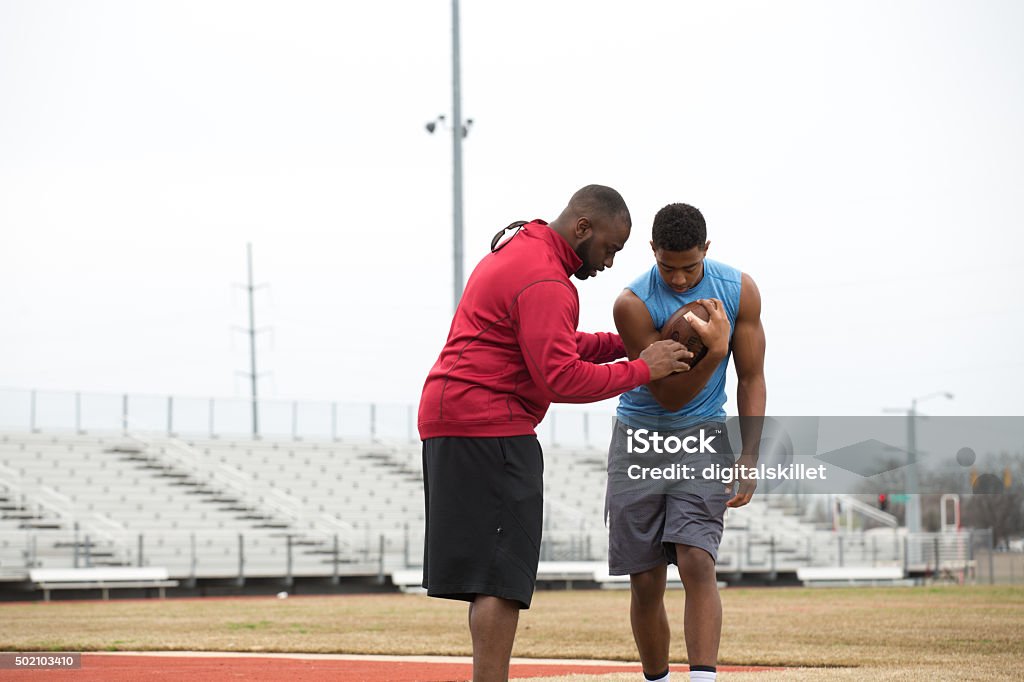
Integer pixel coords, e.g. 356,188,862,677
652,241,709,293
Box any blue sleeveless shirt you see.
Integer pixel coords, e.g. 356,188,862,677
616,258,742,430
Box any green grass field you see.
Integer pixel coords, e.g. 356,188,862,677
1,585,1022,680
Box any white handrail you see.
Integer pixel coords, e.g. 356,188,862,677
0,462,22,482
316,513,354,534
130,433,300,528
834,494,898,530
88,512,127,535
25,431,357,558
38,485,73,507
0,467,26,505
29,487,131,561
264,488,301,521
34,486,74,520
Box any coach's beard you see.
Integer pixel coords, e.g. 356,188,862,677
573,243,596,280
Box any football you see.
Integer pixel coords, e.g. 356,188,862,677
660,301,711,368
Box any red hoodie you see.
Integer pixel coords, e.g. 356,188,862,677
418,221,652,440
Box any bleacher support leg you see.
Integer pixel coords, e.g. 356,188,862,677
332,535,340,586
285,535,294,587
903,535,909,576
236,533,245,587
188,532,197,588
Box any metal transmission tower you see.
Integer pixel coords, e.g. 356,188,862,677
235,243,269,437
426,0,473,313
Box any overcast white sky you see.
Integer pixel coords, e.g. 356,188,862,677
2,0,1023,422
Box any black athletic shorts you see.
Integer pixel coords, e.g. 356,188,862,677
421,435,544,609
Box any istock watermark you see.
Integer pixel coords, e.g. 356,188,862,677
625,461,828,483
625,427,718,455
607,416,1024,497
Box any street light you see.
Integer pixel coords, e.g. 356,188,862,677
425,0,473,314
883,391,955,535
911,391,955,412
426,114,474,137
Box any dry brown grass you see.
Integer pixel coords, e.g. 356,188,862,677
0,585,1021,680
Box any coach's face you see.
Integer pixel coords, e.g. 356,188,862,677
573,215,631,280
653,242,709,293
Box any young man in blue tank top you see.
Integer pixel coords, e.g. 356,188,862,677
606,203,767,682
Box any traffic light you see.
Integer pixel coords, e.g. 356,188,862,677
878,493,888,512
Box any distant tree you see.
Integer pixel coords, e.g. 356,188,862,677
854,455,1024,542
963,455,1024,548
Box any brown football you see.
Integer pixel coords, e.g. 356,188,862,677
660,301,711,368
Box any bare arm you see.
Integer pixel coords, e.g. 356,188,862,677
726,273,767,508
612,291,726,411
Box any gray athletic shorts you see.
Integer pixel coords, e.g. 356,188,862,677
605,418,733,576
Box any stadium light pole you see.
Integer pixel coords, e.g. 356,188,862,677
884,391,954,535
425,0,473,314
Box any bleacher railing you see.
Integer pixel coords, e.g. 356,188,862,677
2,526,1009,585
0,387,614,449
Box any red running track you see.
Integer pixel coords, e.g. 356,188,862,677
0,653,784,681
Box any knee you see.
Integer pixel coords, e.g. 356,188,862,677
473,594,521,611
630,567,666,608
676,545,716,584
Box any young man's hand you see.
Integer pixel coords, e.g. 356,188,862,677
639,340,693,380
684,298,731,359
725,452,758,507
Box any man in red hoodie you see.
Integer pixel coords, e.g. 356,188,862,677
418,185,693,681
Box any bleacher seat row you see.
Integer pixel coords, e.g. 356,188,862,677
1,430,903,584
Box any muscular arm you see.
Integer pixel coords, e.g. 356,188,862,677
727,273,767,507
734,273,767,454
612,290,725,411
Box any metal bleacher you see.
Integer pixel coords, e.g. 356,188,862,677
1,429,979,595
0,431,383,582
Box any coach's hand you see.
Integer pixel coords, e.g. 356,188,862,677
725,453,757,507
640,340,693,380
685,298,731,359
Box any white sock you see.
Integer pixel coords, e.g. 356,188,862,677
690,670,716,681
643,672,669,682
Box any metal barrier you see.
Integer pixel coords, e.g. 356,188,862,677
0,387,613,448
1,520,1011,585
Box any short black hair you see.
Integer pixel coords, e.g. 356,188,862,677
569,184,631,228
652,203,706,251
